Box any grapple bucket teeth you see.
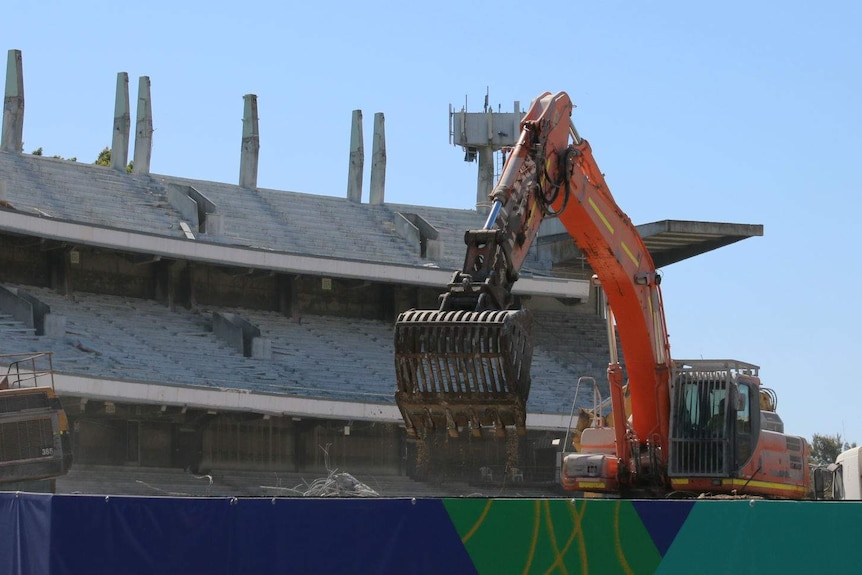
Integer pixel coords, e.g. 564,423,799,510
394,309,533,438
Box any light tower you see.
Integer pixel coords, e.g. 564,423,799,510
449,91,522,212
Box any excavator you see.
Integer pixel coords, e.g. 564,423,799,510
394,91,809,498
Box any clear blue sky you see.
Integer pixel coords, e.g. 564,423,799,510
7,1,861,445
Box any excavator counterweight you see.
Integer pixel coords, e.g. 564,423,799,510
394,309,532,438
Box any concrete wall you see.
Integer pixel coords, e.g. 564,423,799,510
16,289,51,335
69,407,402,476
0,235,50,286
189,265,279,310
72,418,177,468
68,248,163,298
293,276,394,320
212,311,260,357
0,284,34,328
0,231,469,323
199,416,401,475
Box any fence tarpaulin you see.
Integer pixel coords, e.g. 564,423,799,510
0,493,473,575
0,493,51,575
2,492,862,574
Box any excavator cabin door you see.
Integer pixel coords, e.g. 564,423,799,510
668,370,732,478
669,368,764,481
732,380,759,470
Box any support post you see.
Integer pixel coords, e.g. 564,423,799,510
132,76,153,175
347,110,363,203
477,146,494,212
111,72,130,170
369,112,386,205
1,49,24,153
239,94,260,189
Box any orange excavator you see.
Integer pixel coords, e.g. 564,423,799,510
394,91,809,498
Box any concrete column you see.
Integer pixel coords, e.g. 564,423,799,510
239,94,259,189
44,314,67,338
132,76,153,175
2,49,24,153
205,213,224,236
347,109,363,203
252,337,272,360
369,112,386,205
476,146,494,212
111,72,130,170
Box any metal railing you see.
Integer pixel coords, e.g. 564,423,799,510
1,352,55,390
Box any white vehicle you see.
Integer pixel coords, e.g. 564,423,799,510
816,446,862,500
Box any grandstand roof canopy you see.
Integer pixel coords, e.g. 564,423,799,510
538,217,763,269
638,220,763,268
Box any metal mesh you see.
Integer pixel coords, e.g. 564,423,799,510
394,309,532,437
0,417,54,462
668,369,731,477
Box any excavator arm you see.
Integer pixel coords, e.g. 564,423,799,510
394,93,571,439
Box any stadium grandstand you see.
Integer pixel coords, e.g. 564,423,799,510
0,49,761,496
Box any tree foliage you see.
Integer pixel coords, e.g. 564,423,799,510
94,147,111,167
810,433,856,467
94,147,133,173
30,147,76,161
28,146,132,172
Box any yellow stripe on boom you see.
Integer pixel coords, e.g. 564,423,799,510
620,241,639,267
588,197,614,234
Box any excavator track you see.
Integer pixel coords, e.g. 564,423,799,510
394,309,532,438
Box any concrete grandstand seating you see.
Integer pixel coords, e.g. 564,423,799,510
1,154,185,237
0,312,37,338
1,284,614,419
0,152,556,276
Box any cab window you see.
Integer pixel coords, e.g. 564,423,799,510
736,384,751,434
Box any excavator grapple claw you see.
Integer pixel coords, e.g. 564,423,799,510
394,309,533,438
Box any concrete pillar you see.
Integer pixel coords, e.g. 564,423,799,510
477,146,494,212
205,213,224,236
347,109,363,203
44,314,67,338
2,49,24,153
111,72,130,170
132,76,153,175
239,94,259,189
369,112,386,205
252,337,272,360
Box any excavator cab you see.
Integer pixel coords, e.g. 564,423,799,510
667,360,809,498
